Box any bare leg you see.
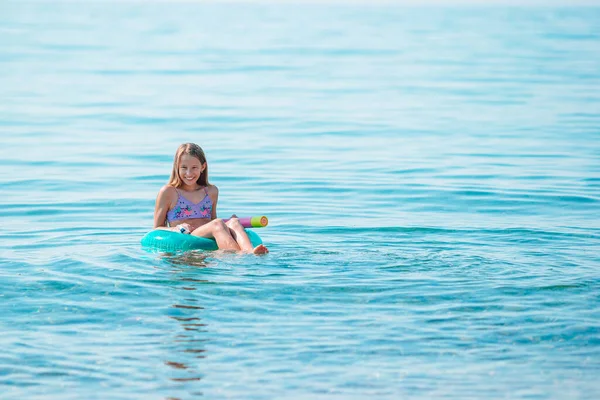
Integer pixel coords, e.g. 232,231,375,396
225,218,254,252
226,218,269,254
190,219,240,251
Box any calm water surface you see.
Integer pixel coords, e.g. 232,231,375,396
1,1,600,399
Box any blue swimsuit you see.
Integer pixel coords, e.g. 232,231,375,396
166,188,213,223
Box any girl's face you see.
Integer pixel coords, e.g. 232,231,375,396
178,154,205,187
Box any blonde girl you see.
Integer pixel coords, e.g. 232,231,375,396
153,143,268,254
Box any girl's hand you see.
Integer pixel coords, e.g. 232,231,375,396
176,223,193,234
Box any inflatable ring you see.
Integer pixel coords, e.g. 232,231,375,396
141,229,263,252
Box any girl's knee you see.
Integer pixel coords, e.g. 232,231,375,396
211,218,228,232
226,218,242,229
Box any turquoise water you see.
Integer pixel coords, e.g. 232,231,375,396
2,1,600,398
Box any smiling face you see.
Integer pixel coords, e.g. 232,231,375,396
178,154,206,189
168,143,210,189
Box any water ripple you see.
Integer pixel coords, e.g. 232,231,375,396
1,2,600,399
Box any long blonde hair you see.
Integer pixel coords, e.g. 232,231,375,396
168,143,209,188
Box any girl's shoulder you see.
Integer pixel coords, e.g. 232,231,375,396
158,184,179,200
205,184,219,197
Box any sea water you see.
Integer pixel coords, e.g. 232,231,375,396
1,1,599,398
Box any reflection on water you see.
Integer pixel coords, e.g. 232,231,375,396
161,253,212,387
161,251,211,269
165,361,189,370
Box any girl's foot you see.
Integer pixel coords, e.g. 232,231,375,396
252,244,269,255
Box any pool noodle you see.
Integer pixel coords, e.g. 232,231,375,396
222,215,268,228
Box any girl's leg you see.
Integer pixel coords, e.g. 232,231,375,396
225,218,254,252
226,218,269,254
190,219,240,251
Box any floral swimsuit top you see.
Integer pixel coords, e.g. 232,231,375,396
166,188,213,223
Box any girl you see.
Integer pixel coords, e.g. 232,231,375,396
153,143,268,254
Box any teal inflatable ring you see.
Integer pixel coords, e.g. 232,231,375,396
141,229,263,252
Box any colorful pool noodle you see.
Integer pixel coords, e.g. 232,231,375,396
222,215,268,228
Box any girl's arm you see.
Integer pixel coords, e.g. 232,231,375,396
153,185,180,231
210,185,219,220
